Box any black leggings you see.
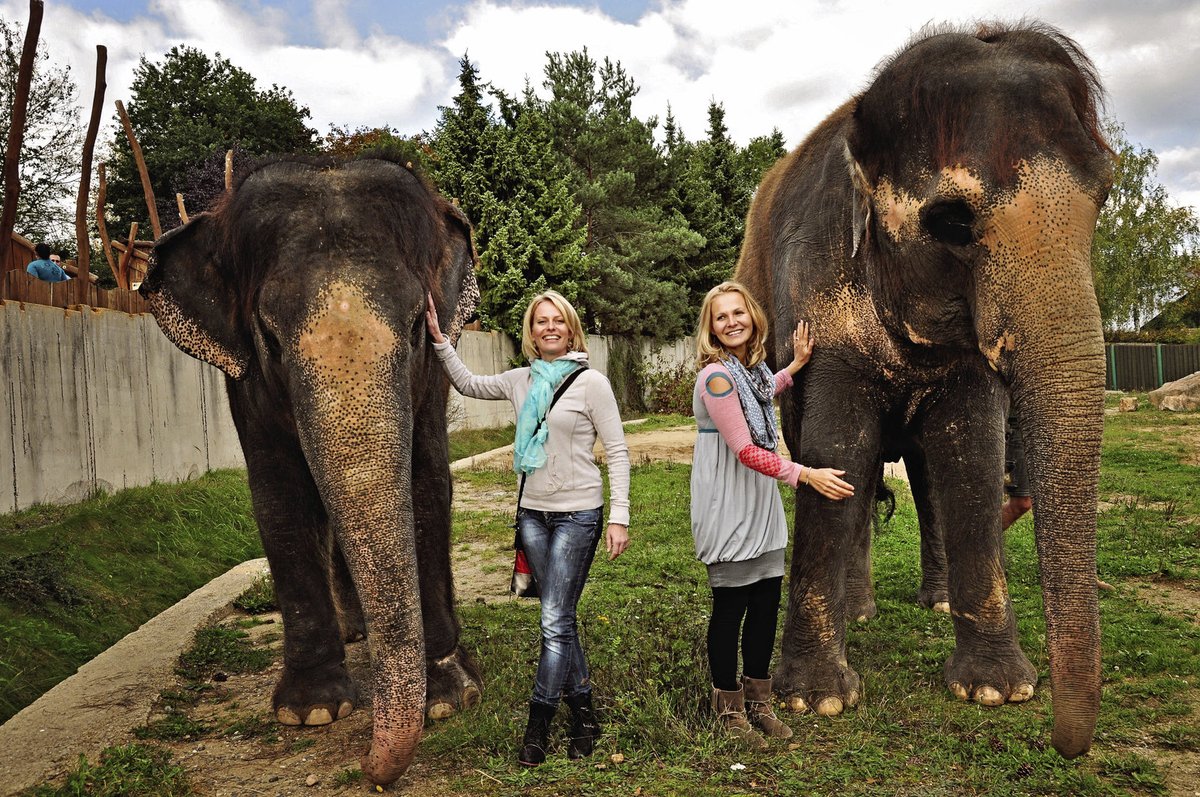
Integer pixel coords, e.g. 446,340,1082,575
707,576,783,691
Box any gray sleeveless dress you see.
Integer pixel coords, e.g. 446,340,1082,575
689,369,788,588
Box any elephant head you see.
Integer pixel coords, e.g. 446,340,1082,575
842,24,1113,756
141,156,479,784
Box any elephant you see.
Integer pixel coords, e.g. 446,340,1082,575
735,21,1113,758
140,155,483,785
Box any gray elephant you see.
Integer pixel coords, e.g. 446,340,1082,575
736,22,1113,757
140,156,482,785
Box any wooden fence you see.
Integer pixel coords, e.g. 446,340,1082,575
3,232,147,312
1106,343,1200,391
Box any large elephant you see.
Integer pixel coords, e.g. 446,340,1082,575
735,22,1113,758
140,156,483,785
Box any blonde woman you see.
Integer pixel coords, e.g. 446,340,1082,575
691,281,853,746
426,290,630,766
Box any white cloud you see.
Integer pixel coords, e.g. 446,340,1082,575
0,0,1196,208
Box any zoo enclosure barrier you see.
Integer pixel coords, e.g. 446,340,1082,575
1105,343,1200,392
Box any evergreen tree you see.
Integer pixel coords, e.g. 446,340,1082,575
431,57,590,340
541,50,701,337
105,46,316,235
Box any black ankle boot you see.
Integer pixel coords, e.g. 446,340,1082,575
564,691,601,759
518,700,557,766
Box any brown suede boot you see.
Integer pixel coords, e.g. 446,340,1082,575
742,676,793,739
710,686,767,749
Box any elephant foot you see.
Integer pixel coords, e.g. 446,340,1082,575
425,645,483,721
774,656,861,717
944,646,1037,706
847,594,877,623
273,660,358,726
917,582,950,614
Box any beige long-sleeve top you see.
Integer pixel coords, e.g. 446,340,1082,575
433,340,631,527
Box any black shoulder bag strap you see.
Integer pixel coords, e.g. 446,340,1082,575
514,364,588,532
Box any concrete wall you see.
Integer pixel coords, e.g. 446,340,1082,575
0,301,696,511
0,302,243,513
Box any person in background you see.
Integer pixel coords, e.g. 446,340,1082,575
49,250,72,280
26,243,69,282
690,281,854,747
425,289,630,766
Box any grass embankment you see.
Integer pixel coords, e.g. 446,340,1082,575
12,402,1200,795
0,471,261,723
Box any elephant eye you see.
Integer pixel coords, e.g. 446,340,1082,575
921,198,977,247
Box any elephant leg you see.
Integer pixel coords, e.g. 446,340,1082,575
230,392,357,727
906,448,950,612
330,540,366,642
411,394,482,720
776,384,881,716
921,382,1036,706
844,469,876,623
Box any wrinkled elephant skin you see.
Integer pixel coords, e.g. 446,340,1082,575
736,23,1112,758
140,157,484,784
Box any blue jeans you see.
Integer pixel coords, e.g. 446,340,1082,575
516,506,603,705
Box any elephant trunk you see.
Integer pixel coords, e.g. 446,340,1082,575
975,156,1106,758
292,280,425,785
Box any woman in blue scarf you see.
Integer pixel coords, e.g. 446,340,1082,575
426,289,630,767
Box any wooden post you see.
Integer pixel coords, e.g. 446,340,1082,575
73,45,107,306
175,193,189,224
115,99,161,239
224,149,234,191
96,163,117,277
116,222,138,291
0,1,44,269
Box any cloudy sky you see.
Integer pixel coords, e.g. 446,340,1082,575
3,0,1198,211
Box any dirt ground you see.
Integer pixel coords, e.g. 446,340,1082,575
1,425,1196,796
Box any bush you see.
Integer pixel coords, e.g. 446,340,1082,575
642,361,697,415
1106,328,1200,344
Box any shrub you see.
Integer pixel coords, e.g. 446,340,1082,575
642,361,697,415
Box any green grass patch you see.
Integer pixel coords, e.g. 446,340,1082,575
450,423,517,462
22,743,192,796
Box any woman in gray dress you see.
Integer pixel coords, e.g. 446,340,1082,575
690,281,853,746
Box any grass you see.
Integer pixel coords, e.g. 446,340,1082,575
9,402,1200,795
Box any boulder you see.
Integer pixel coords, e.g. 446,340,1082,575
1148,370,1200,412
1117,396,1138,412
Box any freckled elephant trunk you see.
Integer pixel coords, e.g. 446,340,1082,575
290,289,425,785
977,158,1107,757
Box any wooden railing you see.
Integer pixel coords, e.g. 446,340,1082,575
1,268,147,313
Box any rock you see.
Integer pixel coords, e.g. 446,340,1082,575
1117,396,1138,412
305,773,319,786
1149,370,1200,411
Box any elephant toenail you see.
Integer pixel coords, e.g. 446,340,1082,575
337,700,354,719
427,702,455,720
1009,684,1035,703
933,601,950,614
950,682,969,700
277,707,303,725
974,687,1003,706
846,689,860,707
816,697,843,716
786,695,808,713
305,707,334,725
461,686,481,708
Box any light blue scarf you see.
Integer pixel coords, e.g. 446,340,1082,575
513,358,583,474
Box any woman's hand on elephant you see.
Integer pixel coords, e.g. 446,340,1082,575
425,293,446,344
605,523,629,560
804,467,854,500
785,320,814,375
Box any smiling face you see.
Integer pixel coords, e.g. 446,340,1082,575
710,291,754,361
531,299,571,361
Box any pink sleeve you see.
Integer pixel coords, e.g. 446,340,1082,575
701,367,802,488
774,369,794,397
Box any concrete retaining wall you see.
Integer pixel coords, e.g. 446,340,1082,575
1,301,695,511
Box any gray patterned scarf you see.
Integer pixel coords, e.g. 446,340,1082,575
719,354,778,451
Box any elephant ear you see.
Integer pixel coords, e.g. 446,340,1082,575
139,214,252,379
438,202,480,347
842,140,872,258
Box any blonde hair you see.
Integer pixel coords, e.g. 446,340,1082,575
521,290,588,362
695,281,769,368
